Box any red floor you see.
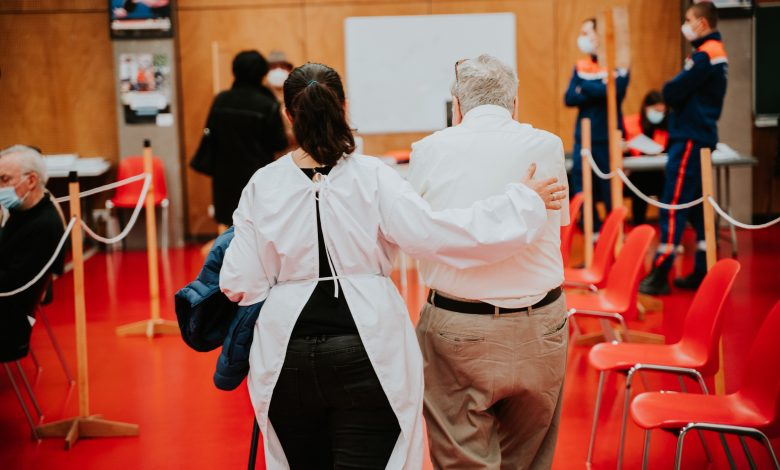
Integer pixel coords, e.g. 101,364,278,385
1,226,779,469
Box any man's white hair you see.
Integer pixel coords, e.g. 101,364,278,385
451,54,518,116
0,145,48,188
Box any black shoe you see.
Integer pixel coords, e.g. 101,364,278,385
639,267,671,296
673,272,706,290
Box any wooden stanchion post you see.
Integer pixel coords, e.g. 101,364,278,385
36,171,139,449
116,140,179,338
582,118,594,268
701,148,725,394
604,9,624,252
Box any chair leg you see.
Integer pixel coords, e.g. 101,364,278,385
719,432,737,469
675,427,691,470
677,375,713,463
38,307,75,384
618,368,638,469
739,436,758,470
587,370,607,465
248,417,260,470
15,361,43,420
756,430,780,470
29,347,42,377
642,430,651,470
4,363,40,440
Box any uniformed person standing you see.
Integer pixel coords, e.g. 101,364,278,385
640,2,727,295
565,17,630,235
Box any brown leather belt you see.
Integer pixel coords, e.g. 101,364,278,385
427,287,562,315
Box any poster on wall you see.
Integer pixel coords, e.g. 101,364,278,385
118,53,172,125
109,0,173,39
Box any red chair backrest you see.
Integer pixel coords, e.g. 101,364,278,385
603,225,655,315
111,155,168,207
737,300,780,434
589,206,627,286
677,259,741,376
561,192,585,266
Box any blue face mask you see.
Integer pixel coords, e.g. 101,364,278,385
0,176,30,210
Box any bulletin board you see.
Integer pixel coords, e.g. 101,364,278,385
344,13,517,134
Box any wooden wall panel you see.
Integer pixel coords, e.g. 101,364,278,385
0,12,118,160
431,0,557,134
0,0,104,12
178,6,305,234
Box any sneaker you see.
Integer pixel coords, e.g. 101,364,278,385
673,272,706,290
639,267,671,296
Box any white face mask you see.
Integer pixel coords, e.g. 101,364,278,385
646,109,665,125
681,22,698,42
577,36,596,55
266,68,289,88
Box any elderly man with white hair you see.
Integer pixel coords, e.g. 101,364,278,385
409,54,570,469
0,145,65,362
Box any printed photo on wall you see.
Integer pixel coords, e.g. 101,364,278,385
119,53,171,125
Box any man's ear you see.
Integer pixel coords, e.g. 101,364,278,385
452,96,463,125
512,96,519,121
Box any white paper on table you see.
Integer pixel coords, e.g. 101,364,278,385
713,142,739,158
626,134,664,155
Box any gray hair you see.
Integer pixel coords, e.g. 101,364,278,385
450,54,518,116
0,145,48,188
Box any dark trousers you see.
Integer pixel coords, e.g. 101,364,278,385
571,141,612,233
654,139,707,273
268,335,400,469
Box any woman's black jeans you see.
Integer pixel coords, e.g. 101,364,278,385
268,334,400,469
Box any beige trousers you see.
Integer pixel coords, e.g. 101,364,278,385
415,294,568,470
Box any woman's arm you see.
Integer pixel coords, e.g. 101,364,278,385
219,182,271,306
377,164,564,270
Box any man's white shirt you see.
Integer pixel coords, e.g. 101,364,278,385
408,104,570,308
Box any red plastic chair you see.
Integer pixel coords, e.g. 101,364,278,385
561,192,585,267
564,206,626,291
585,259,741,468
105,155,169,248
631,300,780,470
566,225,655,341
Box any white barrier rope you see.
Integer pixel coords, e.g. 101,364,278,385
581,149,704,211
54,173,148,204
617,169,705,210
0,217,76,297
708,197,780,230
80,174,151,245
581,149,617,179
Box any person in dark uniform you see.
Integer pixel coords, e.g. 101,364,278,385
640,2,727,295
194,50,288,230
0,145,65,362
565,16,630,236
623,90,669,225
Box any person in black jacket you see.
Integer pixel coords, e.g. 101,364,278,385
0,145,65,362
196,50,288,229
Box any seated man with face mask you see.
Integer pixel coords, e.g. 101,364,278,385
0,145,65,362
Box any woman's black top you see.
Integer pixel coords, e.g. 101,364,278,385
290,165,358,338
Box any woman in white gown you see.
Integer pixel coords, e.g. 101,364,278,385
220,62,566,470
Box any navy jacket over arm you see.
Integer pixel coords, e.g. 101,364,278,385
174,226,264,391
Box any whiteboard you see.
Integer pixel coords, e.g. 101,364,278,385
344,13,516,134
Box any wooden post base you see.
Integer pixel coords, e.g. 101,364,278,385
116,319,179,338
637,293,664,321
574,329,665,346
36,415,139,450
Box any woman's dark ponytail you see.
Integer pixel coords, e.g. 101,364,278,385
284,63,355,166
